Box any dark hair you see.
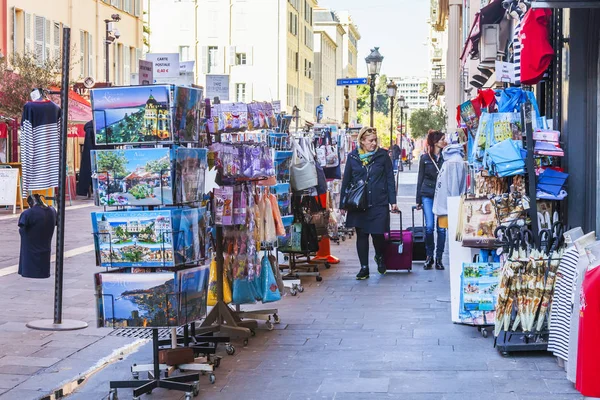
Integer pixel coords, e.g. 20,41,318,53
427,129,445,157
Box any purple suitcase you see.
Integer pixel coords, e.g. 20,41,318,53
383,211,413,271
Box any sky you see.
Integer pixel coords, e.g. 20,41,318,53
319,0,430,78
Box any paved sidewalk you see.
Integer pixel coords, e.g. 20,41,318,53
64,171,582,400
0,200,140,400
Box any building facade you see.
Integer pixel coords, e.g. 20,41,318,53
313,8,345,124
428,0,447,109
6,0,144,86
388,76,430,111
147,0,318,124
337,10,361,126
0,0,7,58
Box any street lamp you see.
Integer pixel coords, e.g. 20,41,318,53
365,47,384,127
104,14,121,85
397,95,406,171
386,80,397,150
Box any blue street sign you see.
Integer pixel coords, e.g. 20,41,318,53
336,78,368,86
316,104,324,122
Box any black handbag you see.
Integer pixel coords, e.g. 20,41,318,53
301,222,320,252
343,166,369,211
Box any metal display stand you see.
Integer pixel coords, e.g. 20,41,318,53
108,328,200,400
27,26,88,332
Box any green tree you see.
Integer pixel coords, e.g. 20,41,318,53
356,75,396,125
97,150,129,178
145,159,171,174
408,107,447,139
0,53,62,118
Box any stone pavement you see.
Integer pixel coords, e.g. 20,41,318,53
63,169,583,400
0,200,140,400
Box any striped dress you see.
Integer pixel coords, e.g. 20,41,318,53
547,246,579,361
20,101,61,194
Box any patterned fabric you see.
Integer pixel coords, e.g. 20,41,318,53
358,147,376,166
547,246,579,361
20,101,61,194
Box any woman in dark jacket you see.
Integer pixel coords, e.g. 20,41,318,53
340,127,397,279
416,130,447,270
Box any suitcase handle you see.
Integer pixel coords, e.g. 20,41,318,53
411,205,425,228
389,210,403,245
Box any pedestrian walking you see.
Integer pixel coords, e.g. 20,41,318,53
391,143,401,171
416,130,447,270
340,127,397,280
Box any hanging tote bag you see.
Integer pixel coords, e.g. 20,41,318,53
207,259,233,306
485,140,525,177
290,140,318,191
261,255,282,303
268,253,285,294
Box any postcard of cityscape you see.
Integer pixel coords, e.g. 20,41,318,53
92,148,174,206
92,210,176,268
91,85,173,144
96,272,179,328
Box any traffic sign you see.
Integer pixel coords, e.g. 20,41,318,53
337,78,368,86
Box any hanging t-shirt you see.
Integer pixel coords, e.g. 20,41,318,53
576,266,600,397
21,100,61,194
18,204,57,279
519,9,553,86
547,246,578,361
567,256,589,383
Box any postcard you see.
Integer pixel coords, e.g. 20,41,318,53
173,86,205,143
174,147,208,204
92,210,178,268
91,85,173,145
92,148,174,206
95,271,179,328
460,197,498,248
177,264,210,324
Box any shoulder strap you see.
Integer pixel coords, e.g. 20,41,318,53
428,153,441,173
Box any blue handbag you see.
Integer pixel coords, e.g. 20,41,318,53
260,256,282,303
485,140,525,177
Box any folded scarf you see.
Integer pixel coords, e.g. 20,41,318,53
358,148,377,166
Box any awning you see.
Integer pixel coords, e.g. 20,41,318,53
48,87,92,123
533,0,600,8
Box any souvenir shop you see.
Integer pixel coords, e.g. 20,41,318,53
80,83,351,398
445,0,600,397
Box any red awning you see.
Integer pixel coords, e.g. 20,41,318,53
49,87,92,123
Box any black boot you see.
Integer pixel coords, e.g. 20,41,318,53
375,255,387,275
356,266,370,280
424,257,434,270
435,259,445,270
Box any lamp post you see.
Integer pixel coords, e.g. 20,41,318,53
365,47,383,127
386,80,397,150
104,14,121,85
397,95,406,171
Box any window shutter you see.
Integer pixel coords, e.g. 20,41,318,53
135,0,141,17
247,46,253,66
34,16,45,64
201,46,208,73
24,12,32,54
228,46,236,66
80,30,85,78
135,48,142,73
88,34,93,78
124,47,131,85
54,22,61,60
216,46,223,70
45,19,51,62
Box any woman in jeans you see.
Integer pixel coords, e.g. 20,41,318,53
416,130,447,270
340,127,397,280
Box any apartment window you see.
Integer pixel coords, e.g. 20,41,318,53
304,58,307,77
295,52,299,71
303,26,313,50
349,32,357,48
236,83,246,102
208,46,218,73
179,45,191,61
288,12,298,36
135,0,141,16
123,46,131,85
124,0,132,14
348,49,353,66
308,61,312,79
79,30,93,78
235,52,246,65
288,0,299,10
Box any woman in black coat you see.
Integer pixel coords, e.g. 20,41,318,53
340,127,397,279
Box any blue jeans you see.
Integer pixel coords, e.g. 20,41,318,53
422,196,446,259
393,159,399,171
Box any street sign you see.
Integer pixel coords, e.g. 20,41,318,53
336,78,368,86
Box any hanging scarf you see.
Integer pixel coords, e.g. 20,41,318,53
358,148,377,166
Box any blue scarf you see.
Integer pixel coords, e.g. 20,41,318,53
358,148,377,166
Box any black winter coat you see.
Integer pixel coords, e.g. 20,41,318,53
340,148,396,234
416,153,444,204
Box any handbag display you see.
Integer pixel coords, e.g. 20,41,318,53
290,140,318,191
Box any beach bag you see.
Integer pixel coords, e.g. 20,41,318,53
486,140,525,177
207,259,232,306
290,140,318,191
261,256,282,303
268,253,285,294
233,278,257,304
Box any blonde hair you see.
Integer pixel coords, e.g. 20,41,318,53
357,127,377,144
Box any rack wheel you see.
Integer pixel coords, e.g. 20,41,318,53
325,263,331,269
290,289,297,296
226,344,236,355
298,285,304,293
313,267,319,273
316,276,323,282
132,371,139,380
193,382,200,396
133,397,140,400
214,357,221,368
265,321,274,331
185,393,193,400
243,339,249,347
273,314,281,324
501,351,510,357
342,236,346,242
108,389,118,400
250,329,256,337
337,241,340,245
481,329,488,338
209,373,216,385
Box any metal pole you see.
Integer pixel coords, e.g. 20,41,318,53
369,75,375,127
389,96,394,150
105,21,110,84
522,101,539,240
54,27,70,325
399,106,404,172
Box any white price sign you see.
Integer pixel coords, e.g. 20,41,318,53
146,53,180,79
